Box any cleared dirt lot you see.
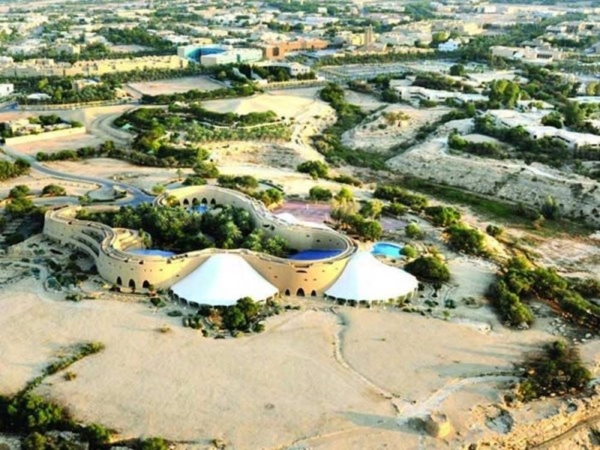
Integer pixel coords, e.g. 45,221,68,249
0,270,576,449
127,76,224,96
9,133,105,156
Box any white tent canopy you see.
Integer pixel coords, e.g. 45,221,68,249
325,251,418,302
171,253,278,306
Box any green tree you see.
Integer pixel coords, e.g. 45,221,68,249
359,200,383,219
541,196,560,220
405,223,423,239
41,184,66,197
446,223,486,255
8,184,30,198
405,256,450,283
297,160,329,178
309,186,333,201
449,64,466,77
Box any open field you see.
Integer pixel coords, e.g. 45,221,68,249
343,104,451,152
127,76,224,96
202,90,331,119
10,133,105,156
1,272,584,449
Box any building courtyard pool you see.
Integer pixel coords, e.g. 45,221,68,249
371,242,403,258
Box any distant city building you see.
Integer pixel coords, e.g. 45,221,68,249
364,25,375,46
491,45,565,64
438,39,460,52
200,48,263,66
261,38,329,60
0,83,14,98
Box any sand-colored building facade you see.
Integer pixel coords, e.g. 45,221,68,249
44,186,357,297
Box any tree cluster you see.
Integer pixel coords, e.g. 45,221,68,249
78,203,290,257
517,340,591,402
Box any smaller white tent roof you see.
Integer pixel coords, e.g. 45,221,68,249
171,253,278,306
325,251,418,302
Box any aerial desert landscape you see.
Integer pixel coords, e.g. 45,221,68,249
1,1,600,449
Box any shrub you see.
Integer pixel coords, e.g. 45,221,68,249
41,184,66,197
182,176,207,186
8,184,31,199
401,244,417,258
486,224,504,237
297,160,329,178
141,437,168,450
383,202,407,217
425,206,461,227
517,341,591,402
405,223,423,239
309,186,333,201
446,223,486,255
193,161,219,178
405,256,450,283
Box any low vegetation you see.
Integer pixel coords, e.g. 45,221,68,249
517,340,591,402
488,257,600,329
404,255,450,283
314,83,387,169
77,203,290,257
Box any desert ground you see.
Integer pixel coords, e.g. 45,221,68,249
127,76,224,97
9,133,106,156
1,257,582,450
342,104,451,152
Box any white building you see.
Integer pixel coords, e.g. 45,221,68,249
0,83,14,98
438,39,460,52
200,48,263,66
395,86,486,104
525,126,600,150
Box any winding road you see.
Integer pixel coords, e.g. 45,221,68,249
2,105,153,206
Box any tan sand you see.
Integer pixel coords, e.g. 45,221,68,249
0,273,559,449
127,76,224,96
10,134,105,156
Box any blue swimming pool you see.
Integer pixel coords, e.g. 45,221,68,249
128,249,176,257
372,242,403,258
288,249,343,260
190,205,208,214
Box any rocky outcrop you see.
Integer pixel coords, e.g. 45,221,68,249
386,136,600,228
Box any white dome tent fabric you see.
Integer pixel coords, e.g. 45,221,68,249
325,251,418,302
171,253,278,306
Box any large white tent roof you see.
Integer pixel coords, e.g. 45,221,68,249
171,253,278,306
325,251,418,302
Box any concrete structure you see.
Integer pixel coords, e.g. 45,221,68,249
0,55,188,78
0,83,14,98
395,85,486,104
256,62,311,77
44,186,358,299
491,45,565,64
364,25,375,47
261,38,328,60
200,48,263,66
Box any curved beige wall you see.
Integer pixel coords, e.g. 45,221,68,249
44,186,357,296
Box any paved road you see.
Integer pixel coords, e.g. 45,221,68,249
2,144,153,206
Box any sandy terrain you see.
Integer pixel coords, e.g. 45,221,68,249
343,105,450,152
43,158,184,192
0,267,564,450
202,89,333,120
10,133,105,156
0,169,97,199
127,76,224,97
